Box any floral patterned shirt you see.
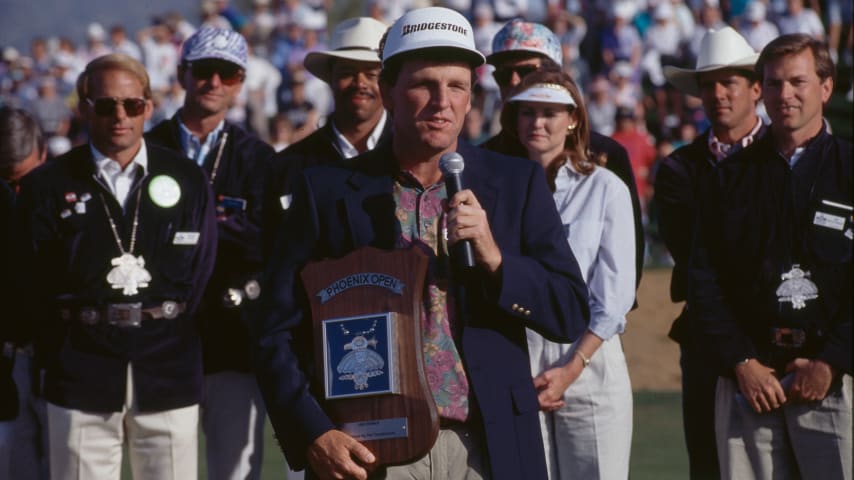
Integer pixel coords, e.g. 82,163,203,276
393,174,470,422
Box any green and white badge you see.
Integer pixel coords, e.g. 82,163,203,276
148,175,181,208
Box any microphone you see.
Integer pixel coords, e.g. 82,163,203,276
439,152,475,268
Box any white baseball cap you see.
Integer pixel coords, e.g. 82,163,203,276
508,83,577,107
303,17,386,83
381,7,484,67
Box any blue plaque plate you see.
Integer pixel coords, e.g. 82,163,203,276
322,313,399,399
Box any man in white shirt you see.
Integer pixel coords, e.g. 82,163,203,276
777,0,826,40
14,53,216,480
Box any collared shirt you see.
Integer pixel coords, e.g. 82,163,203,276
91,142,148,208
788,146,807,168
708,117,764,163
178,115,225,166
779,120,830,168
331,111,388,159
393,173,470,422
553,163,635,340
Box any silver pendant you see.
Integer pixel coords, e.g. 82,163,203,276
107,253,151,296
776,264,818,310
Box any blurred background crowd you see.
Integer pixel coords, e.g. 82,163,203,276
1,0,852,265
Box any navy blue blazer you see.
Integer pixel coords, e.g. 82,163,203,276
146,117,275,374
14,143,217,412
254,141,590,478
262,119,394,254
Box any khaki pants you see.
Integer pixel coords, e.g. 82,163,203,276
202,370,271,480
377,423,488,480
47,365,198,480
715,374,852,480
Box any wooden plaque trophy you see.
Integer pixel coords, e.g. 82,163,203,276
300,246,439,466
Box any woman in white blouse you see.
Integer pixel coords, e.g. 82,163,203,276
498,67,635,479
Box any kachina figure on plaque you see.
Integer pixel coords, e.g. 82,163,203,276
322,313,400,399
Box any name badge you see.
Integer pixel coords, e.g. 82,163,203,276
280,194,293,211
173,231,200,245
813,211,846,231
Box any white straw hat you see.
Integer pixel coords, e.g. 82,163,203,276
381,7,484,67
663,27,758,97
303,17,387,83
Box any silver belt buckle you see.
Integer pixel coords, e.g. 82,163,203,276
107,303,142,328
771,327,806,349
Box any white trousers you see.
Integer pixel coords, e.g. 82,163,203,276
47,364,198,480
715,374,853,480
527,331,633,480
202,370,269,480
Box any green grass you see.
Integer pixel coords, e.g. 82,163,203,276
826,92,853,141
629,391,689,480
120,391,688,478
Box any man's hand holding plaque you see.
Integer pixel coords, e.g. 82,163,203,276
308,430,377,480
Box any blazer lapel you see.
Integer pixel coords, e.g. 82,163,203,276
458,143,500,227
342,149,398,250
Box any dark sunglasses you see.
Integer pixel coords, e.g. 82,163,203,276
187,61,245,85
493,65,540,86
86,97,147,117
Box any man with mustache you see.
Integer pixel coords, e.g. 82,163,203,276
145,27,275,480
690,33,852,479
655,27,765,479
264,17,390,251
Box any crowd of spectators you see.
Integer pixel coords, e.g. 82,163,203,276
1,0,851,266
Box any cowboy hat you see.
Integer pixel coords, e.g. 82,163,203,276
663,26,759,97
303,17,387,83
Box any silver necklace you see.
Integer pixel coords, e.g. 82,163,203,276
208,131,228,185
100,189,151,295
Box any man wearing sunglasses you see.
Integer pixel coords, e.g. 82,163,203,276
481,19,645,297
12,53,217,480
145,27,275,480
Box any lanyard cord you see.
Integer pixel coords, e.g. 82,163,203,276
208,131,228,186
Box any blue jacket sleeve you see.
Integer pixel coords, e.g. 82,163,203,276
252,171,335,470
492,162,590,343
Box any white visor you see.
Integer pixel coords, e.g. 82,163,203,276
508,83,576,107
